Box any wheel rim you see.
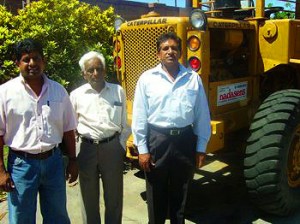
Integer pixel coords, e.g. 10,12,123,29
287,125,300,188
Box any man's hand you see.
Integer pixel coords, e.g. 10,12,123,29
138,153,154,172
196,152,206,169
0,170,15,192
62,130,78,186
65,160,78,186
0,137,13,191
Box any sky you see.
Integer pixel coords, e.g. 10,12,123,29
126,0,293,9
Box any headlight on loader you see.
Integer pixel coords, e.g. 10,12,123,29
190,9,207,30
114,16,125,31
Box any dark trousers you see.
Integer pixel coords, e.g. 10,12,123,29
77,137,124,224
146,126,197,224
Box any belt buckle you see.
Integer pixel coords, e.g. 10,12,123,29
170,129,180,136
93,139,100,144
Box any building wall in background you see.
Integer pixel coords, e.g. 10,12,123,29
0,0,39,14
1,0,183,20
1,0,22,13
83,0,181,20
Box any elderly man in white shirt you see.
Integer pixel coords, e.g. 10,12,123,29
70,51,130,224
132,32,211,224
0,38,78,224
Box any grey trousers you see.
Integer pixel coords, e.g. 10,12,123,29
77,136,125,224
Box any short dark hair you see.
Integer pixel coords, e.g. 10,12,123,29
156,32,181,52
15,38,44,61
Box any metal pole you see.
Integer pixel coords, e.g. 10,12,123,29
256,0,265,18
186,0,192,7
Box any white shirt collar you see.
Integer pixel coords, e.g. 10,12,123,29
82,81,110,94
155,63,190,81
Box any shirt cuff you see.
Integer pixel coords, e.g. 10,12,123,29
196,138,208,153
137,144,149,154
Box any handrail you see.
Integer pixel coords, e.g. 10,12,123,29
279,0,296,3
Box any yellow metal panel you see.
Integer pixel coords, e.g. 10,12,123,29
290,59,300,64
126,100,133,125
119,17,189,103
206,120,224,153
126,134,138,160
213,105,254,133
187,30,210,95
258,19,294,72
207,17,256,30
209,77,253,115
209,77,255,134
119,16,193,134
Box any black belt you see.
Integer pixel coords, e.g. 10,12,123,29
80,134,117,145
10,147,58,160
149,124,192,136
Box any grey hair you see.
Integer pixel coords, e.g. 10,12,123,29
79,51,106,71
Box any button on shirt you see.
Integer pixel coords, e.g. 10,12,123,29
132,63,211,154
70,82,130,150
0,74,77,154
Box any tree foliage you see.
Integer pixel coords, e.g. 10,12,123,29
268,2,295,19
0,0,116,90
0,5,17,83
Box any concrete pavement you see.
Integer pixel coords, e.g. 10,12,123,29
0,164,194,224
1,152,300,223
0,166,149,224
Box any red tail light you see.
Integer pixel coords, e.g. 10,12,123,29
114,56,122,69
189,57,201,71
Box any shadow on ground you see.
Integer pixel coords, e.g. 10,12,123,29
184,151,300,224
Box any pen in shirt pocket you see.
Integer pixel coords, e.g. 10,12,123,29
114,101,122,106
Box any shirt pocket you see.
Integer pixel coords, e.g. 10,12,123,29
110,103,123,126
183,89,197,110
42,101,63,136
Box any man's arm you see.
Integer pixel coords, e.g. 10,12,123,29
0,136,14,191
193,76,211,168
63,130,78,184
0,136,6,172
195,152,206,169
119,87,131,150
61,88,78,184
132,76,153,171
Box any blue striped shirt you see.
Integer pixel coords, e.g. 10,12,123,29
132,63,211,154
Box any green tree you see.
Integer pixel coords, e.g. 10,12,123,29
0,5,17,84
267,2,295,19
0,0,116,90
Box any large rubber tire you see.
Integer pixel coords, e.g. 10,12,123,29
244,89,300,216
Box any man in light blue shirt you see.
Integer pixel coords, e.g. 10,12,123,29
132,32,211,224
